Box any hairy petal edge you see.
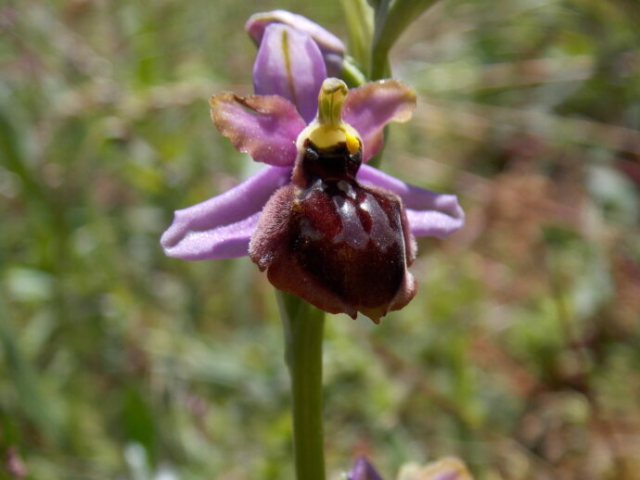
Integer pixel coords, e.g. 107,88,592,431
343,80,417,162
210,93,305,167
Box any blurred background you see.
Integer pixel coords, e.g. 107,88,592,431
1,0,639,479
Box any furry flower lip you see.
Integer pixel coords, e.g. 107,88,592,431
249,79,417,322
160,20,465,321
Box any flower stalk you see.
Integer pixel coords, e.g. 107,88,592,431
278,291,326,480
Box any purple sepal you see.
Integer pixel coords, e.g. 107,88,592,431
253,24,327,124
349,457,385,480
246,9,345,77
160,166,292,260
358,165,465,238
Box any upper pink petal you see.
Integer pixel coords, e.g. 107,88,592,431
210,93,306,166
160,165,293,260
343,80,416,162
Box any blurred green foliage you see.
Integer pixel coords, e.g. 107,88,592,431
1,0,639,479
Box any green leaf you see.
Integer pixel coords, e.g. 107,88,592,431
340,0,374,70
371,0,440,79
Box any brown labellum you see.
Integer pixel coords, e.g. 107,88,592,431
249,139,416,322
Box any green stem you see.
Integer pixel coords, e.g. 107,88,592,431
277,291,326,480
370,0,440,79
370,0,392,79
341,57,368,88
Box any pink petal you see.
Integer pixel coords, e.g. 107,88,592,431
358,164,464,238
343,80,417,162
209,93,306,167
253,24,327,123
160,166,292,260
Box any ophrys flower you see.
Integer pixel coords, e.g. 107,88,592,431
160,20,464,322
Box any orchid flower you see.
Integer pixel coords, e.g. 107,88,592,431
349,457,385,480
160,18,464,322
